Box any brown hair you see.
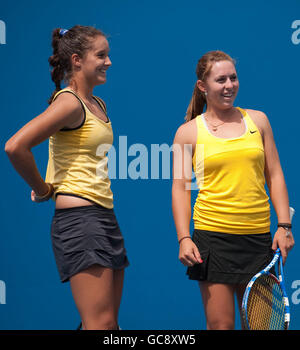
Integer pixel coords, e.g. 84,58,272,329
185,50,236,121
48,25,105,104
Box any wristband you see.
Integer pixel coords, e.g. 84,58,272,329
178,236,191,244
277,224,292,237
277,223,292,228
277,223,292,229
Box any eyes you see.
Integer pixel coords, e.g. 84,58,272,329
216,74,238,84
96,50,110,59
97,51,108,59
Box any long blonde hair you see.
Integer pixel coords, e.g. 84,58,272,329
185,51,236,121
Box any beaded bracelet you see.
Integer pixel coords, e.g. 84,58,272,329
34,183,54,203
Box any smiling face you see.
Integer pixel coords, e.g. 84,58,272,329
197,60,239,110
73,35,112,86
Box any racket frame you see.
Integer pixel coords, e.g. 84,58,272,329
241,249,290,330
241,206,294,330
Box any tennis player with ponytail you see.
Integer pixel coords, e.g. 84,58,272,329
172,50,294,329
5,25,129,330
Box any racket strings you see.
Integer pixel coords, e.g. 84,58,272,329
247,275,285,330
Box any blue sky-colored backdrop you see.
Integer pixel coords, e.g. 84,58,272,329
1,0,300,330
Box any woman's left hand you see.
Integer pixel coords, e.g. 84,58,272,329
272,228,295,264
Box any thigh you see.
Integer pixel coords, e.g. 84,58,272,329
70,265,115,321
235,283,247,329
113,269,125,319
199,282,236,330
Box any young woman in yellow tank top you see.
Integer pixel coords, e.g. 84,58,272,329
5,25,129,330
172,51,295,330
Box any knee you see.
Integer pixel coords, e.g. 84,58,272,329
82,314,118,330
99,317,118,330
206,318,235,330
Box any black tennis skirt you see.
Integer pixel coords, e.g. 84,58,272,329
186,229,274,284
50,204,129,283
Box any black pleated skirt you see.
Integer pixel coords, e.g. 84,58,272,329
186,229,274,284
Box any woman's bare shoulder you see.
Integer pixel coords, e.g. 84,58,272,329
244,108,269,124
174,118,197,141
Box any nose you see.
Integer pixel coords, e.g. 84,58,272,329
225,77,233,89
105,56,112,67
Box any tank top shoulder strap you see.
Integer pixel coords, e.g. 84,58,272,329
51,88,86,131
53,89,108,117
195,114,208,144
93,95,107,115
236,107,258,131
52,88,86,111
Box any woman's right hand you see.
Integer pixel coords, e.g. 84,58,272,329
31,183,54,203
179,239,203,266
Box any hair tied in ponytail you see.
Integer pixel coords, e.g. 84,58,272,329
48,25,105,104
185,50,236,121
59,29,68,37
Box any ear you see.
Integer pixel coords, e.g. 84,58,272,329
196,80,206,94
71,53,82,69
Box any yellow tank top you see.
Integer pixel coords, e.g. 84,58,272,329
45,88,114,208
192,107,270,234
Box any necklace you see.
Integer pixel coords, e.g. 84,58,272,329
204,115,226,132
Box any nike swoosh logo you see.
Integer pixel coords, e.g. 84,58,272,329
250,130,257,134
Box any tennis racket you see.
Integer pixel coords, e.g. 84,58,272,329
241,207,295,330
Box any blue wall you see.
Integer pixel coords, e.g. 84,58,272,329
1,0,300,330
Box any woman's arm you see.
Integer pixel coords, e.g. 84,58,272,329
5,93,83,199
250,110,295,263
172,122,202,266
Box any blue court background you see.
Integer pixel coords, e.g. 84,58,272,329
1,0,300,330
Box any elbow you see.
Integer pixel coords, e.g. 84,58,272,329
5,139,15,156
4,139,12,155
5,138,24,158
